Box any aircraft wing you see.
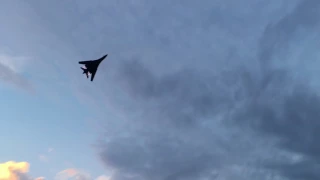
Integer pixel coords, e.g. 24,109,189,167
79,60,92,65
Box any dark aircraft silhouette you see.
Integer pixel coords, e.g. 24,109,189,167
79,54,107,81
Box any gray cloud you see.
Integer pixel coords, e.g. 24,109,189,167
235,0,320,179
24,0,320,179
96,0,320,180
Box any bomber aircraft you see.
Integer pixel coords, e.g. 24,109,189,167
79,54,107,81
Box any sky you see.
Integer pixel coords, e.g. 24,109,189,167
1,0,320,179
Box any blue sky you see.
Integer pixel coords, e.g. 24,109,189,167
1,0,320,180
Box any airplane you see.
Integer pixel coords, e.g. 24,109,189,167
78,54,108,81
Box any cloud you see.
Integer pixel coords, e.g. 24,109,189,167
89,1,272,180
55,168,110,180
98,60,266,180
38,147,55,163
234,0,320,179
88,0,320,180
38,155,48,163
55,168,91,180
35,177,45,180
48,148,54,153
0,53,34,92
0,161,33,180
96,175,110,180
0,161,44,180
20,0,320,179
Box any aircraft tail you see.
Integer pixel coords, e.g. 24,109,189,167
81,67,89,78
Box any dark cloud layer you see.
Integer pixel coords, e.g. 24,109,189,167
240,0,320,179
117,60,233,127
56,0,320,179
20,0,320,179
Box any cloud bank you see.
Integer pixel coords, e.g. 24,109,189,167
91,0,320,180
18,0,320,179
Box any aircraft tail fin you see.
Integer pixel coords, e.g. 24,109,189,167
81,67,89,78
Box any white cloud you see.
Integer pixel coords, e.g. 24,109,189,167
0,161,43,180
0,161,29,180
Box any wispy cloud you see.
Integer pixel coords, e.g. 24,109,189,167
35,177,45,180
0,53,34,92
38,155,48,163
54,168,91,180
54,168,109,180
95,175,110,180
48,148,54,153
37,147,55,163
